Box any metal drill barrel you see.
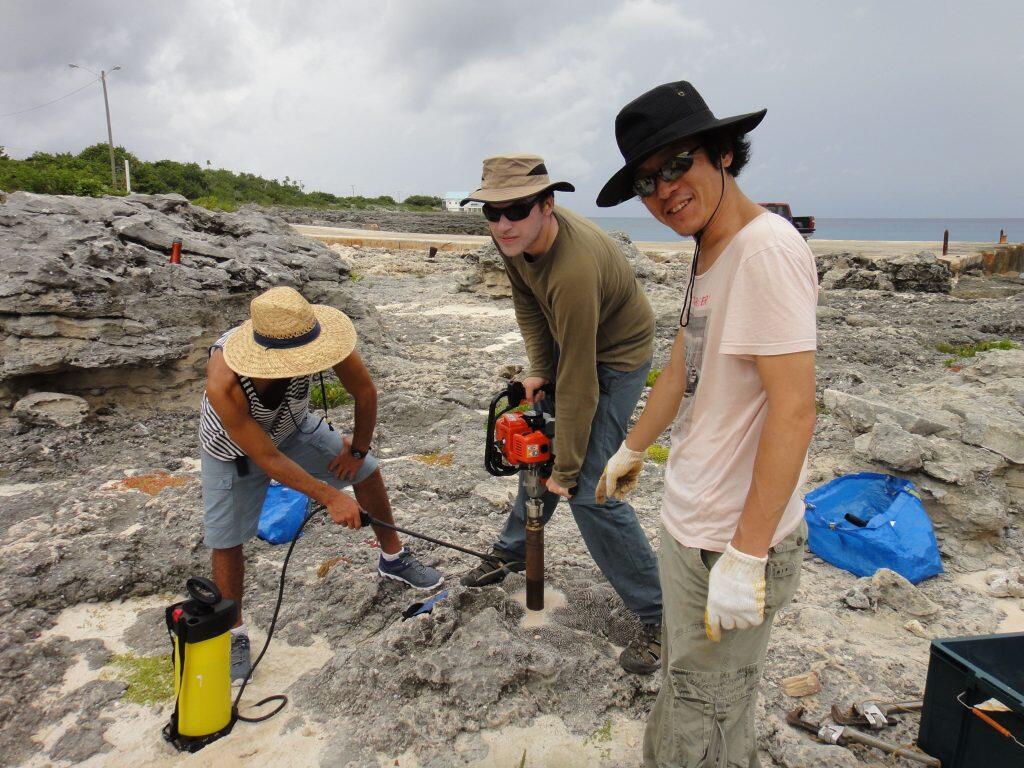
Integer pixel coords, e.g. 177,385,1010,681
523,486,546,610
525,518,544,610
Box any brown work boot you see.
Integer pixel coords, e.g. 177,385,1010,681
619,622,661,675
459,550,525,587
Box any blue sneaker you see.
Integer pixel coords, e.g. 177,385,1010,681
378,549,444,590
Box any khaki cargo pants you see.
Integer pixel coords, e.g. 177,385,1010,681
643,520,806,768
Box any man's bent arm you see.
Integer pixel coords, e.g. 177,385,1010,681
206,352,340,507
332,349,376,452
624,325,687,450
504,260,555,379
547,278,601,488
730,350,816,557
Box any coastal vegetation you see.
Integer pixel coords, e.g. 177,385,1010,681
0,144,439,212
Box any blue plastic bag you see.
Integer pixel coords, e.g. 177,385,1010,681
804,472,943,584
258,483,312,544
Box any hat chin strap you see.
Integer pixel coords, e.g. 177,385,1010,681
679,165,726,328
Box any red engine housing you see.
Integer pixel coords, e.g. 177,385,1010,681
495,412,551,465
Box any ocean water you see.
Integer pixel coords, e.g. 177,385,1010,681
591,216,1023,244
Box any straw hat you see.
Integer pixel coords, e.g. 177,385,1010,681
222,287,356,378
461,154,575,205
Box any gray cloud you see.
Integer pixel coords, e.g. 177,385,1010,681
2,0,1021,217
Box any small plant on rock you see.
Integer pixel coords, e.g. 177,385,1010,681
647,445,670,464
311,379,353,408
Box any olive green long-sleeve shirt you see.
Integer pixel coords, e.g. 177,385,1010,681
501,206,655,488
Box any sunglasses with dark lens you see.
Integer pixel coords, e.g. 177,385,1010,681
481,196,540,223
632,146,701,198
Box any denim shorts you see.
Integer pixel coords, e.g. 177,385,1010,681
200,413,379,549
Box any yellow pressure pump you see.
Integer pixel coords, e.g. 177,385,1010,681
163,577,238,752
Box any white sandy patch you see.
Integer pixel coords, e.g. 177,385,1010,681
955,569,1024,632
30,597,335,767
42,595,171,653
480,332,522,353
178,458,202,473
510,587,568,630
0,481,46,497
381,714,645,768
411,304,514,319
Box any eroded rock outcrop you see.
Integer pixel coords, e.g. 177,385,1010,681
817,251,953,293
0,192,372,404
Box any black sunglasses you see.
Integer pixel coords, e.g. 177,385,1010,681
632,146,701,198
481,195,541,223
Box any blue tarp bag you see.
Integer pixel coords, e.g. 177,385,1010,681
258,483,312,544
804,472,943,584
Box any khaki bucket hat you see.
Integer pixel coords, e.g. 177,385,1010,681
222,286,357,378
462,154,575,205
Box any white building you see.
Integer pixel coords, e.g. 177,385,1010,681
443,191,483,213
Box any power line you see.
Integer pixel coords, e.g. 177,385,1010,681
0,78,100,119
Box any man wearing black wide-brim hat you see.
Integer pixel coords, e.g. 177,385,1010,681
595,82,818,765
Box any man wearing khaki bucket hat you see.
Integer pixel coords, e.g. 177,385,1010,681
200,286,443,683
459,154,664,675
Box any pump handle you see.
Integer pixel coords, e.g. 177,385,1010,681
186,576,222,605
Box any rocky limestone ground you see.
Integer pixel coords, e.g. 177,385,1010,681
0,198,1022,767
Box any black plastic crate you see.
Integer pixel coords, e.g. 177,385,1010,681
918,632,1024,767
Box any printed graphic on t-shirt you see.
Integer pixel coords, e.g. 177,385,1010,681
677,290,710,425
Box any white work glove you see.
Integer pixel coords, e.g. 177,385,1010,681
594,441,646,504
704,544,768,642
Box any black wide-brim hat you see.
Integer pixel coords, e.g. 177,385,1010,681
596,80,766,207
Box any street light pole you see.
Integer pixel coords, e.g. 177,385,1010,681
69,64,121,191
100,70,117,190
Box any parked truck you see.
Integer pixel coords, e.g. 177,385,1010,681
760,202,815,239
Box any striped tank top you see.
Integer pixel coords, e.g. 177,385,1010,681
199,327,312,460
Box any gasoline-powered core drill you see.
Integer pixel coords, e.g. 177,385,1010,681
485,380,556,610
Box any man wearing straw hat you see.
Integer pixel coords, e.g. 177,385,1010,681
200,286,443,683
595,80,817,766
458,155,663,675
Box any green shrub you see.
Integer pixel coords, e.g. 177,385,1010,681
192,195,237,212
935,339,1018,359
403,195,442,208
72,177,108,197
0,143,438,210
647,445,669,464
310,379,352,408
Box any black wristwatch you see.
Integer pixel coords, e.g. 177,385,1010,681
350,444,369,460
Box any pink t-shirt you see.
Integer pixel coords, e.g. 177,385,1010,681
661,212,818,551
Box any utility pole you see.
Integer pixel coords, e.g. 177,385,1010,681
350,184,356,197
69,64,120,191
100,69,117,190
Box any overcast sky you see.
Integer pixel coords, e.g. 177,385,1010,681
2,1,1022,217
